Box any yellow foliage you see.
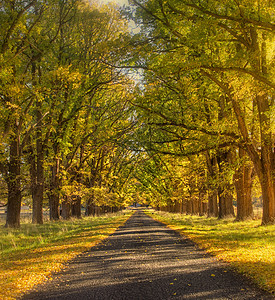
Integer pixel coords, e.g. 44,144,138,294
0,212,132,300
149,211,275,294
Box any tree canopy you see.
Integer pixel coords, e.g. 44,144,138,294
0,0,274,227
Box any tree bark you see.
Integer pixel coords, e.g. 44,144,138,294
208,191,219,217
61,197,71,219
217,150,235,219
26,60,44,224
186,200,192,214
191,197,199,215
27,138,44,224
49,157,60,220
180,200,187,214
33,140,44,224
32,89,44,224
205,151,219,217
258,144,275,224
252,29,275,224
86,200,95,216
234,148,254,221
237,29,274,224
218,188,235,219
71,196,81,218
6,125,21,228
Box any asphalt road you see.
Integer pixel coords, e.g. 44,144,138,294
22,210,273,300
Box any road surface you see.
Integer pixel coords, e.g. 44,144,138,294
22,210,273,300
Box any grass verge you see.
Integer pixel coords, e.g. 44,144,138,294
146,210,275,295
0,210,133,300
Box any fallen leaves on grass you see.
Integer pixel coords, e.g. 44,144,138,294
148,211,275,294
0,212,133,300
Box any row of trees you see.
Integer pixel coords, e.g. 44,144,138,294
1,0,274,227
0,0,138,227
124,0,274,224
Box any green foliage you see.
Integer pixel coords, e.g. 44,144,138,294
0,0,140,226
125,0,275,222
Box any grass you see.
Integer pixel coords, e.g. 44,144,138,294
146,210,275,295
0,210,133,300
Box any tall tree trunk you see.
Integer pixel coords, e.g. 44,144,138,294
86,199,95,216
49,157,60,220
27,137,44,224
198,192,206,216
186,200,192,214
240,28,274,224
192,197,199,215
231,94,274,224
33,142,44,224
201,27,274,224
218,188,235,219
180,200,187,214
234,148,254,221
217,150,235,219
28,60,44,224
175,201,181,213
33,82,44,223
61,196,71,219
240,28,275,224
255,90,275,224
6,125,21,228
208,191,218,217
258,140,275,224
72,196,81,218
205,151,218,217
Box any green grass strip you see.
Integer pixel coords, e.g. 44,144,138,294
146,210,275,294
0,211,133,300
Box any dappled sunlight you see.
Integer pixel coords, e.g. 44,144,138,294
0,213,132,300
22,211,272,300
150,211,275,294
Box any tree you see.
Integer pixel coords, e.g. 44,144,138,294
0,0,135,226
0,0,47,227
128,0,274,224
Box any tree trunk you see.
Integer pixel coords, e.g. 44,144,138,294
181,200,187,214
198,193,206,216
49,193,60,220
27,140,44,224
61,197,71,219
32,94,44,224
248,28,274,224
49,158,60,220
202,202,208,215
192,198,199,215
33,147,44,224
186,200,192,214
208,190,218,217
234,148,254,221
28,61,44,224
259,146,275,224
86,200,95,216
217,150,235,219
6,129,21,228
205,151,219,217
256,92,275,224
218,188,235,219
201,27,274,224
175,201,181,213
72,196,81,218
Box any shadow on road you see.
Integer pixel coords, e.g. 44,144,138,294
22,210,273,300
